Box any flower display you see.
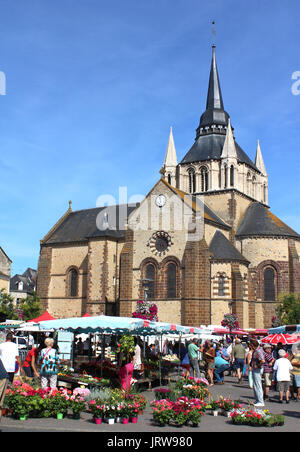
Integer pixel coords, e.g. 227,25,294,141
132,299,158,321
221,313,240,331
230,408,285,427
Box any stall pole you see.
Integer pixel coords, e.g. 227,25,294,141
159,334,162,386
178,333,182,378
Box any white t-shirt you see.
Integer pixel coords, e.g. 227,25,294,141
0,341,19,373
134,344,142,370
273,358,293,382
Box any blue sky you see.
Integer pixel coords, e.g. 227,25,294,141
0,0,300,276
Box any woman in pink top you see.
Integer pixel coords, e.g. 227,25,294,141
118,353,134,392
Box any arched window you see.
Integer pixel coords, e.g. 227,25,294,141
230,165,234,187
224,164,228,188
69,269,78,297
218,275,225,296
263,184,267,203
188,168,196,193
145,264,155,300
252,175,256,198
200,166,209,192
167,263,177,299
264,267,275,301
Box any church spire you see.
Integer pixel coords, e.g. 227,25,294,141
163,127,178,167
255,140,267,175
196,46,229,138
221,118,237,159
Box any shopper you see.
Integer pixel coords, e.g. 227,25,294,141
262,344,275,401
0,332,23,383
250,339,265,407
179,344,190,378
133,338,142,378
188,338,201,379
0,357,9,423
273,349,293,404
231,338,246,384
290,343,300,401
203,340,215,386
23,342,43,379
118,353,134,392
214,354,230,384
39,337,60,390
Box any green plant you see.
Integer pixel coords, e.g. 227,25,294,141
188,408,202,426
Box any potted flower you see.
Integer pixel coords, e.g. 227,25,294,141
70,394,86,420
88,400,104,424
188,408,202,427
151,399,174,426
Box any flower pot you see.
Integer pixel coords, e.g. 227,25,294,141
138,409,143,415
2,408,7,417
72,413,81,420
130,417,138,423
213,410,219,417
192,423,198,428
94,417,102,425
108,418,115,425
122,418,129,424
116,416,122,423
57,413,64,420
19,415,27,421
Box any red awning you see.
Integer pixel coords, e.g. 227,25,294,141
27,311,56,323
82,313,91,317
213,327,247,336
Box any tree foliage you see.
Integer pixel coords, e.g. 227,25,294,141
0,290,41,322
276,293,300,325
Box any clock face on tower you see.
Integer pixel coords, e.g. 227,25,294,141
155,236,168,252
155,194,166,208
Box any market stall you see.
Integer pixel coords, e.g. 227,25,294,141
36,315,205,389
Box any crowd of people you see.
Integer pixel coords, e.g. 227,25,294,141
167,336,300,407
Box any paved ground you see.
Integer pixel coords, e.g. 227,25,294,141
0,376,299,433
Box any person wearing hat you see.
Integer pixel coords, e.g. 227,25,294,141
262,344,275,401
273,349,293,404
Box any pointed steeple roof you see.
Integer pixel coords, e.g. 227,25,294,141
255,140,267,175
197,46,229,135
221,118,237,160
163,127,177,167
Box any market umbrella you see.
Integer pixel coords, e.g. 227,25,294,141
261,333,300,345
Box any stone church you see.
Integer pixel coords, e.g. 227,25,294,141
36,46,300,329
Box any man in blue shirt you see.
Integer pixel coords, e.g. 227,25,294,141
214,355,230,384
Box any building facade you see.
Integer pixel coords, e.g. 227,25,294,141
36,47,300,328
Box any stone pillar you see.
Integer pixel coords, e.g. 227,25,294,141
119,229,134,317
182,239,211,326
36,245,52,311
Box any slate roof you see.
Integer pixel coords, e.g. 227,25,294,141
43,204,138,244
180,133,259,171
209,230,249,264
236,202,300,239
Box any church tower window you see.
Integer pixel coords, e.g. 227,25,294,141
167,174,171,185
264,267,276,301
166,263,177,299
200,166,209,192
188,168,196,193
224,164,228,188
230,165,234,187
69,269,78,297
145,264,155,300
218,275,225,296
